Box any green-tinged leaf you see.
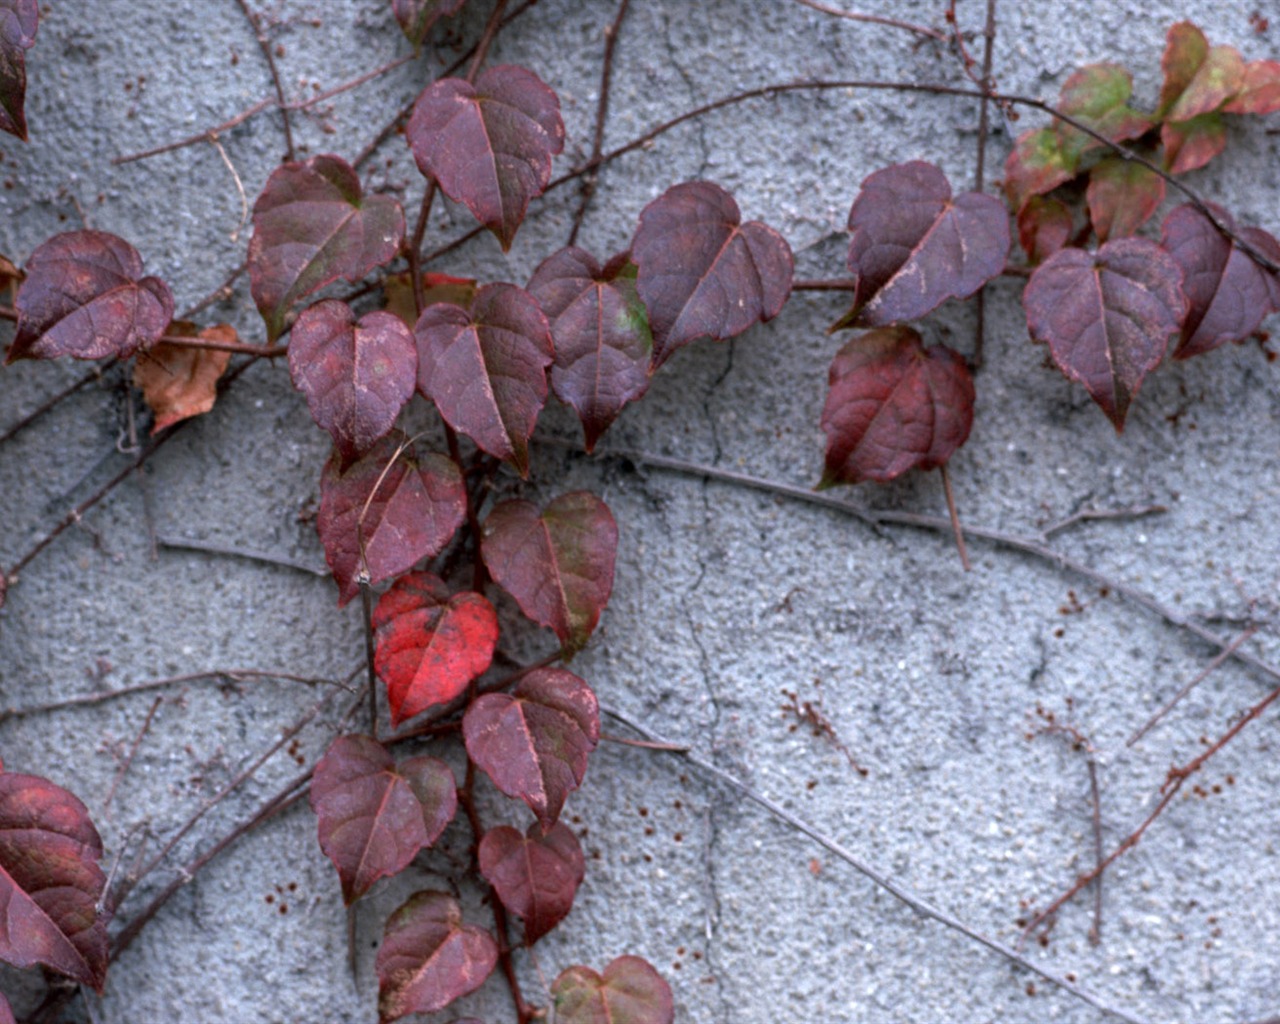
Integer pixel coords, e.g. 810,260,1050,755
1056,63,1152,160
1086,159,1165,242
1003,127,1077,212
1161,113,1227,174
1157,22,1244,121
552,956,674,1024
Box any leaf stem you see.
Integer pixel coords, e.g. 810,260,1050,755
790,0,946,41
361,582,379,739
466,0,511,86
939,463,971,571
234,0,295,161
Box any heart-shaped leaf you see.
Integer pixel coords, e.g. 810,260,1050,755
551,956,674,1024
392,0,465,48
463,668,599,827
631,181,793,368
1161,113,1227,175
479,822,583,944
1003,127,1077,213
415,283,552,477
1017,196,1073,265
310,734,457,904
407,65,564,250
288,300,416,463
248,154,404,342
1160,203,1280,360
527,247,653,451
834,161,1008,329
1223,59,1280,115
1086,159,1165,242
820,326,974,487
1157,22,1244,122
1056,63,1153,159
0,771,109,991
0,0,38,140
481,491,617,656
133,322,234,433
373,572,499,725
377,891,497,1022
1024,239,1188,430
7,230,174,363
316,434,466,606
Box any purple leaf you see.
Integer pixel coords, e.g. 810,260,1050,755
0,0,38,140
478,822,584,944
1016,196,1073,265
551,956,674,1024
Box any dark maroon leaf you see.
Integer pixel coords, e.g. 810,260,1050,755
631,181,792,368
481,491,617,656
0,771,108,991
1024,239,1188,430
551,956,674,1024
1086,159,1165,243
373,572,499,725
248,154,404,342
415,283,552,476
7,231,173,363
834,161,1009,329
0,0,37,140
820,326,974,487
316,433,466,606
463,668,599,827
377,890,498,1022
1016,196,1073,265
0,990,13,1024
528,248,652,451
478,822,584,944
310,734,457,904
1160,203,1280,359
407,65,564,250
392,0,465,48
1161,113,1227,175
288,300,416,462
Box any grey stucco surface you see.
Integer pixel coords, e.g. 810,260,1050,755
0,1,1278,1022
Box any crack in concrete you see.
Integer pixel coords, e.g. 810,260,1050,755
659,8,711,178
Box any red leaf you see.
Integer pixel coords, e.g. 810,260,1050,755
480,491,617,656
1160,203,1280,359
288,300,416,463
631,181,793,368
0,0,38,141
820,326,974,487
478,822,584,944
1016,196,1073,265
527,247,653,451
133,322,234,433
392,0,465,48
7,231,173,363
248,154,404,342
551,956,674,1024
835,161,1008,329
1002,127,1077,213
316,433,466,606
0,772,108,991
1086,159,1165,242
1160,113,1227,175
1157,22,1244,122
310,734,457,904
462,668,599,827
415,283,552,477
1223,59,1280,115
373,572,499,725
407,65,564,250
376,890,498,1022
1024,240,1188,431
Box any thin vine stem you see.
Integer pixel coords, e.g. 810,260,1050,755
234,0,295,161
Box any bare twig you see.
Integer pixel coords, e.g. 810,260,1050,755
0,364,107,447
179,262,247,320
466,0,511,85
207,135,250,241
155,534,327,576
1042,503,1168,539
791,0,946,41
103,696,163,813
939,464,971,571
234,0,295,160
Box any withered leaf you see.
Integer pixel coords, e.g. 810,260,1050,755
551,956,674,1024
134,322,234,433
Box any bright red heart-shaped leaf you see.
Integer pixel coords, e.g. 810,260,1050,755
373,572,499,725
551,956,674,1024
415,283,552,477
0,0,38,140
1161,113,1227,175
1016,196,1073,265
835,161,1008,329
478,822,584,945
133,322,234,434
0,771,108,991
316,434,466,606
248,154,404,341
376,890,497,1022
631,181,793,369
463,668,599,827
1024,239,1188,431
310,734,457,904
7,230,173,363
527,247,653,451
820,326,974,487
1223,59,1280,115
1161,203,1280,360
288,301,416,463
1158,22,1244,122
407,65,564,251
481,491,616,656
1056,63,1152,159
392,0,465,48
1086,159,1165,243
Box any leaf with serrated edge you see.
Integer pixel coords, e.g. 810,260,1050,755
316,433,466,606
836,161,1008,329
1024,239,1187,430
392,0,465,48
373,573,499,725
631,181,792,368
0,0,37,140
481,491,617,656
310,735,456,904
479,822,584,944
552,956,674,1024
248,154,404,342
463,668,599,827
134,322,233,434
7,230,173,363
1086,159,1165,243
1017,197,1073,265
377,891,497,1022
